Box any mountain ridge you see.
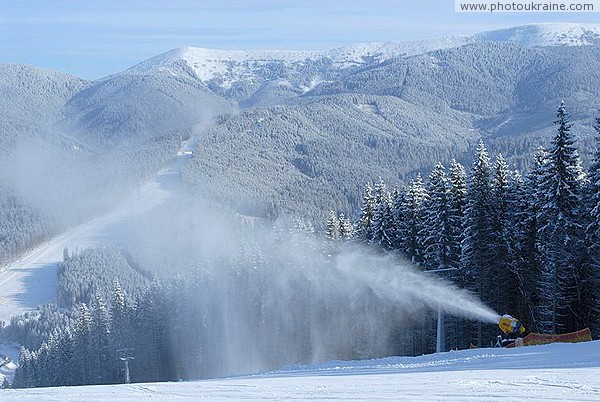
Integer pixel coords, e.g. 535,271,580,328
124,23,600,89
3,23,600,225
475,22,600,46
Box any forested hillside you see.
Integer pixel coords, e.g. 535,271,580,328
182,43,600,222
0,189,50,266
331,103,600,347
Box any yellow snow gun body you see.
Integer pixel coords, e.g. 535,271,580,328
498,314,526,336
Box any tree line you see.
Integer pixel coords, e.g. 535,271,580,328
0,189,50,266
326,103,600,346
7,237,422,388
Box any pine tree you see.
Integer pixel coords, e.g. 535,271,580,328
505,170,535,329
90,293,111,384
391,188,404,247
45,331,62,387
13,347,30,388
111,280,132,358
489,153,517,316
325,211,340,240
35,342,50,387
338,213,353,240
57,327,76,386
584,112,600,337
357,183,376,241
520,148,548,326
536,102,588,334
74,303,93,385
507,149,549,331
446,160,468,349
134,280,167,382
395,175,428,264
462,141,494,346
448,160,467,275
370,189,396,250
422,163,453,272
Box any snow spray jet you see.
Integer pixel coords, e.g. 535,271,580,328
128,202,502,380
333,250,500,325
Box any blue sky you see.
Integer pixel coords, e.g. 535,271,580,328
1,0,598,79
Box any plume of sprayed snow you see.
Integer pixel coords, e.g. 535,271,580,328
127,201,501,378
333,250,500,324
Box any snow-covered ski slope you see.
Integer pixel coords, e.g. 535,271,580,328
3,340,600,400
0,138,196,323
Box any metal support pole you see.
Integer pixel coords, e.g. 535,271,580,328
124,358,131,384
117,348,134,384
425,267,457,354
436,308,445,353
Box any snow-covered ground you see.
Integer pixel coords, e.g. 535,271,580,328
2,340,600,400
0,138,196,324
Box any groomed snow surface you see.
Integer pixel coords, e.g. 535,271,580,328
2,340,600,400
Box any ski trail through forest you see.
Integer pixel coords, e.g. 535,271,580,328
0,137,196,323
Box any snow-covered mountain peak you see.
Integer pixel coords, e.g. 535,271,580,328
127,46,324,86
475,23,600,46
126,38,471,88
125,23,600,89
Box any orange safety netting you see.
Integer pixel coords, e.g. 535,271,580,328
506,328,593,348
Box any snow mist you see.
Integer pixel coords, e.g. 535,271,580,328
128,202,500,380
333,251,500,325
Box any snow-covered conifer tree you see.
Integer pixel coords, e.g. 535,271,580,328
12,347,30,388
395,175,428,264
357,183,376,241
422,163,453,271
110,280,131,357
74,303,93,385
448,160,467,275
370,189,395,250
505,170,538,328
325,210,340,240
489,153,517,315
90,293,111,384
584,113,600,336
461,141,494,345
57,327,75,386
444,160,469,349
338,212,353,240
536,103,588,334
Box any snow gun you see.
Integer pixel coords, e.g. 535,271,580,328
498,314,526,336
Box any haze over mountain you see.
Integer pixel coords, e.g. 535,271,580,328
2,22,600,227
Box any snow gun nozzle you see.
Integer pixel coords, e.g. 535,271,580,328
498,314,526,336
